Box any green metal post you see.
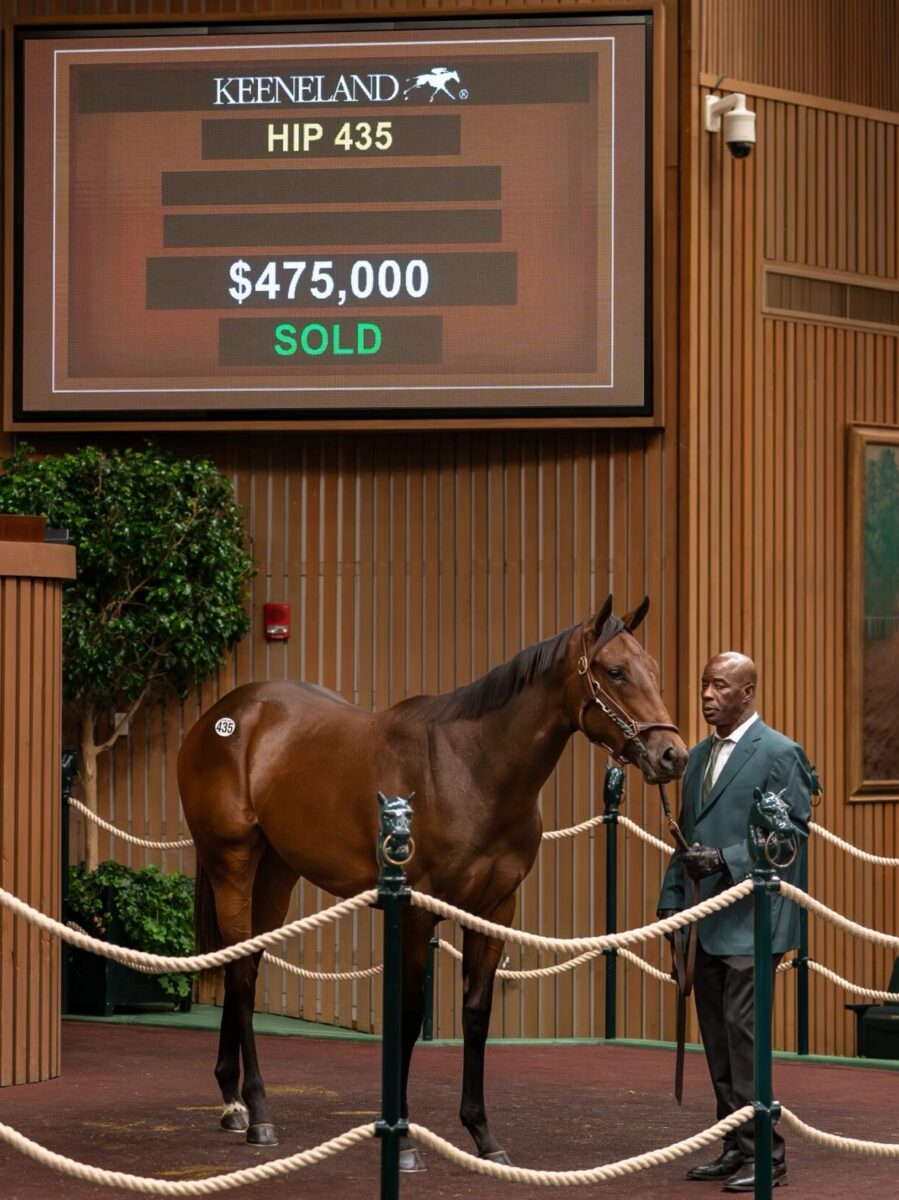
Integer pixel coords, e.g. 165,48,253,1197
60,748,78,1016
376,793,413,1200
796,847,809,1055
752,868,779,1200
422,935,438,1041
603,765,624,1041
796,765,820,1056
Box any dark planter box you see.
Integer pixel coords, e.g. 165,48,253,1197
64,945,192,1016
63,897,192,1016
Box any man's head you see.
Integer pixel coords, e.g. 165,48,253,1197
700,652,757,737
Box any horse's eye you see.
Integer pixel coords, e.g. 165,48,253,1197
606,666,625,681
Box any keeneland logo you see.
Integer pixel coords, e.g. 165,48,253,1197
212,66,466,106
402,66,462,102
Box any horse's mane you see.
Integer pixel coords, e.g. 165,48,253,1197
398,625,575,724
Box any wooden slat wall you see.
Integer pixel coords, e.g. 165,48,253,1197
0,546,74,1084
701,0,899,113
683,64,899,1057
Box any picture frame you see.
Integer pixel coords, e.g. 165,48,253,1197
848,425,899,801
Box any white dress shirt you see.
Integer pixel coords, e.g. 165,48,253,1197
705,712,759,789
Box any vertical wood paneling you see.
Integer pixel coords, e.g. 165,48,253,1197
0,548,73,1085
687,75,899,1055
702,0,899,112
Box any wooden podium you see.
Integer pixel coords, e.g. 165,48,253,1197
0,515,76,1084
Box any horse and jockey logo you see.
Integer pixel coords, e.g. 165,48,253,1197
403,66,466,103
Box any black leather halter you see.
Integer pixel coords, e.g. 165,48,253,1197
576,618,680,763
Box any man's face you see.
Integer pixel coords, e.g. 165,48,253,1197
700,657,754,733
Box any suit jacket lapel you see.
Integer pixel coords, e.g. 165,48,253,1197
697,718,765,819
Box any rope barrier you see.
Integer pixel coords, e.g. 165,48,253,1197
0,1120,376,1195
68,798,194,849
780,882,899,950
406,1108,755,1184
808,822,899,866
0,885,378,973
262,951,383,981
780,1107,899,1157
70,795,899,869
804,958,899,1001
541,813,607,840
23,879,899,1000
617,815,674,854
410,879,755,953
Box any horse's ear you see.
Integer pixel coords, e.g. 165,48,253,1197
591,595,614,639
623,596,650,633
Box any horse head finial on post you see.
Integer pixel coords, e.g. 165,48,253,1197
748,786,798,870
377,792,415,882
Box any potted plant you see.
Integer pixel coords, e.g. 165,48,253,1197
64,861,195,1015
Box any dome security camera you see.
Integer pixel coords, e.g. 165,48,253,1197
704,93,756,159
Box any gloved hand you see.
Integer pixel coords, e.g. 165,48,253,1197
656,908,681,945
676,843,725,881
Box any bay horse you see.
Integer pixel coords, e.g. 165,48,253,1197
178,596,687,1166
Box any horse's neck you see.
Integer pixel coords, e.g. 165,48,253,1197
453,684,575,795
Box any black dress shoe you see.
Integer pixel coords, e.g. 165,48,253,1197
685,1149,746,1181
722,1160,787,1192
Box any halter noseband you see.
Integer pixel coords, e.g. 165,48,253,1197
576,618,680,764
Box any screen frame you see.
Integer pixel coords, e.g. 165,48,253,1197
4,11,664,432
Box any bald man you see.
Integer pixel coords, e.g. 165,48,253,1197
658,653,812,1193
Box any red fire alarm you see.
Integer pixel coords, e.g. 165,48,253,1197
263,602,291,641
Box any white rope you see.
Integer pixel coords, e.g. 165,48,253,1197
617,815,675,855
262,951,383,981
809,822,899,866
68,798,194,849
0,1120,375,1195
805,958,899,1001
442,937,899,997
410,879,755,953
779,882,899,949
0,885,378,973
438,937,675,984
407,1107,754,1184
781,1106,899,1157
541,813,608,840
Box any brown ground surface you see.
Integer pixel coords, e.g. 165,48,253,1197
0,1023,896,1199
863,631,899,780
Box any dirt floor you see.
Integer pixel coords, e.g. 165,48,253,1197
0,1022,896,1199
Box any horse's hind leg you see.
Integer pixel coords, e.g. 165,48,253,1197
209,842,297,1146
459,896,515,1163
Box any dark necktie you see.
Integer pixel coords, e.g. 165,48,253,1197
702,737,727,801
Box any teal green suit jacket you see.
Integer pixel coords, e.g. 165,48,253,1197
657,718,811,955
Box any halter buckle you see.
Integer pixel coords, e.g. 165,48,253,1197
577,655,589,676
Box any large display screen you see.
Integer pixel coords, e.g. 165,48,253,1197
10,18,652,425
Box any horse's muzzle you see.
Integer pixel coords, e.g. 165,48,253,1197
641,736,688,783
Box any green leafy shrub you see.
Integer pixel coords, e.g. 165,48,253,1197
0,443,254,867
67,861,195,1000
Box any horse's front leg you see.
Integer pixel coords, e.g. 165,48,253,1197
459,895,515,1163
398,910,438,1173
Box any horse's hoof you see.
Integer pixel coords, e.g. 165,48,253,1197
399,1147,427,1172
220,1102,249,1132
480,1149,511,1165
247,1123,279,1146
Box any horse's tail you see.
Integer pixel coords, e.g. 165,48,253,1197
194,861,223,966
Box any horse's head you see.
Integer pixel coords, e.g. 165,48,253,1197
748,786,798,868
569,596,688,783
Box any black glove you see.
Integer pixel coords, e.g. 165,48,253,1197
676,843,725,881
656,907,680,945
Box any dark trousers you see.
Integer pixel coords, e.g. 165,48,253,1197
693,943,785,1163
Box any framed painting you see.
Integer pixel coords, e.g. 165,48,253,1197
848,426,899,800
